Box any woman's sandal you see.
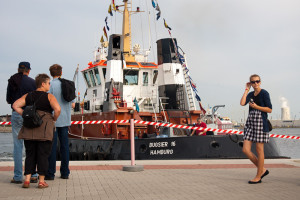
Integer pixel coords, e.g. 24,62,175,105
38,181,49,189
22,181,30,188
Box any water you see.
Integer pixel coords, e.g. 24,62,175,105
270,128,300,159
0,133,14,161
0,128,299,161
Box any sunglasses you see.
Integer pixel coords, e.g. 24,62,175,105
250,80,260,84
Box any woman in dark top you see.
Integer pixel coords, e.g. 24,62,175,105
13,74,61,189
240,74,272,184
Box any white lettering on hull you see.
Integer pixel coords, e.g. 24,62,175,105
150,149,174,155
149,141,176,156
149,142,168,148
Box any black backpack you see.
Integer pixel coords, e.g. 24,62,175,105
22,92,44,128
58,78,76,102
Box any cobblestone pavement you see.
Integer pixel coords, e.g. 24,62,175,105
0,159,299,200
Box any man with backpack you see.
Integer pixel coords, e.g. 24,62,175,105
6,62,38,184
46,64,75,180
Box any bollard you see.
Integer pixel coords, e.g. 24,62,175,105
122,119,144,172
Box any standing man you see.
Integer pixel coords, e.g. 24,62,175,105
46,64,75,180
6,62,38,184
190,117,208,136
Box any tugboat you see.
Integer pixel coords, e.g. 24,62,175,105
67,0,284,160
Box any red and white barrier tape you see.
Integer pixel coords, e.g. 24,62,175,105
1,120,299,140
0,122,11,125
71,120,129,125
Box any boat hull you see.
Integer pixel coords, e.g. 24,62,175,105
63,135,285,160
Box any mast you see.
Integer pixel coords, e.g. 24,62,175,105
122,0,135,61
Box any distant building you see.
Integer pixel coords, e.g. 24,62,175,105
270,120,300,128
281,107,291,120
0,114,11,122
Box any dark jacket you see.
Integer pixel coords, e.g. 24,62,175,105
6,73,36,109
246,89,272,132
18,110,55,141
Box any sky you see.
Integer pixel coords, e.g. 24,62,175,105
1,0,300,122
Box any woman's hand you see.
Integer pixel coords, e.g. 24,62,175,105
246,82,251,90
249,102,257,109
240,82,251,106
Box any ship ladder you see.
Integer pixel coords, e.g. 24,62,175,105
159,97,168,122
181,53,196,110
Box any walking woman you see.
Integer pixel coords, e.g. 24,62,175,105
240,74,272,184
13,74,61,188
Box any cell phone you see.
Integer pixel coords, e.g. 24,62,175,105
250,98,254,103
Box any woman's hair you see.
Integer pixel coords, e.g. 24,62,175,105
35,74,50,88
249,74,261,81
49,64,62,77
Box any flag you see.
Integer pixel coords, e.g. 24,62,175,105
156,3,160,12
105,17,110,31
156,12,161,20
199,102,206,115
191,82,196,89
163,18,172,30
103,27,108,40
156,4,161,20
100,35,104,43
195,93,201,102
108,4,113,16
152,0,156,8
112,0,116,11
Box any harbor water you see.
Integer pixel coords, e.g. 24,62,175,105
0,128,299,161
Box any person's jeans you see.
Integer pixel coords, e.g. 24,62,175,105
11,111,38,181
11,111,24,181
47,127,70,178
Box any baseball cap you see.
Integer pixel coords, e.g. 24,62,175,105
19,62,31,70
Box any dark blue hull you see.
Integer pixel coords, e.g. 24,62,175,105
63,135,286,160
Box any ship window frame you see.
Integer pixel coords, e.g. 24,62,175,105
93,89,97,97
102,68,107,79
143,72,148,86
94,68,101,85
84,71,92,88
123,69,139,85
113,36,121,49
153,70,158,84
89,70,97,87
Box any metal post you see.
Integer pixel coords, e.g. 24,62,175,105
130,119,135,166
122,119,144,172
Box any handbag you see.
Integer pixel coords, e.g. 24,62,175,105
267,119,272,132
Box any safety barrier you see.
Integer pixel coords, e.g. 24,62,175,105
1,120,300,140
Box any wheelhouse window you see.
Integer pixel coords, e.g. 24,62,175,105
84,71,91,87
94,68,101,85
89,70,96,87
102,68,106,79
153,70,158,84
93,89,97,97
143,72,148,86
123,70,138,85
